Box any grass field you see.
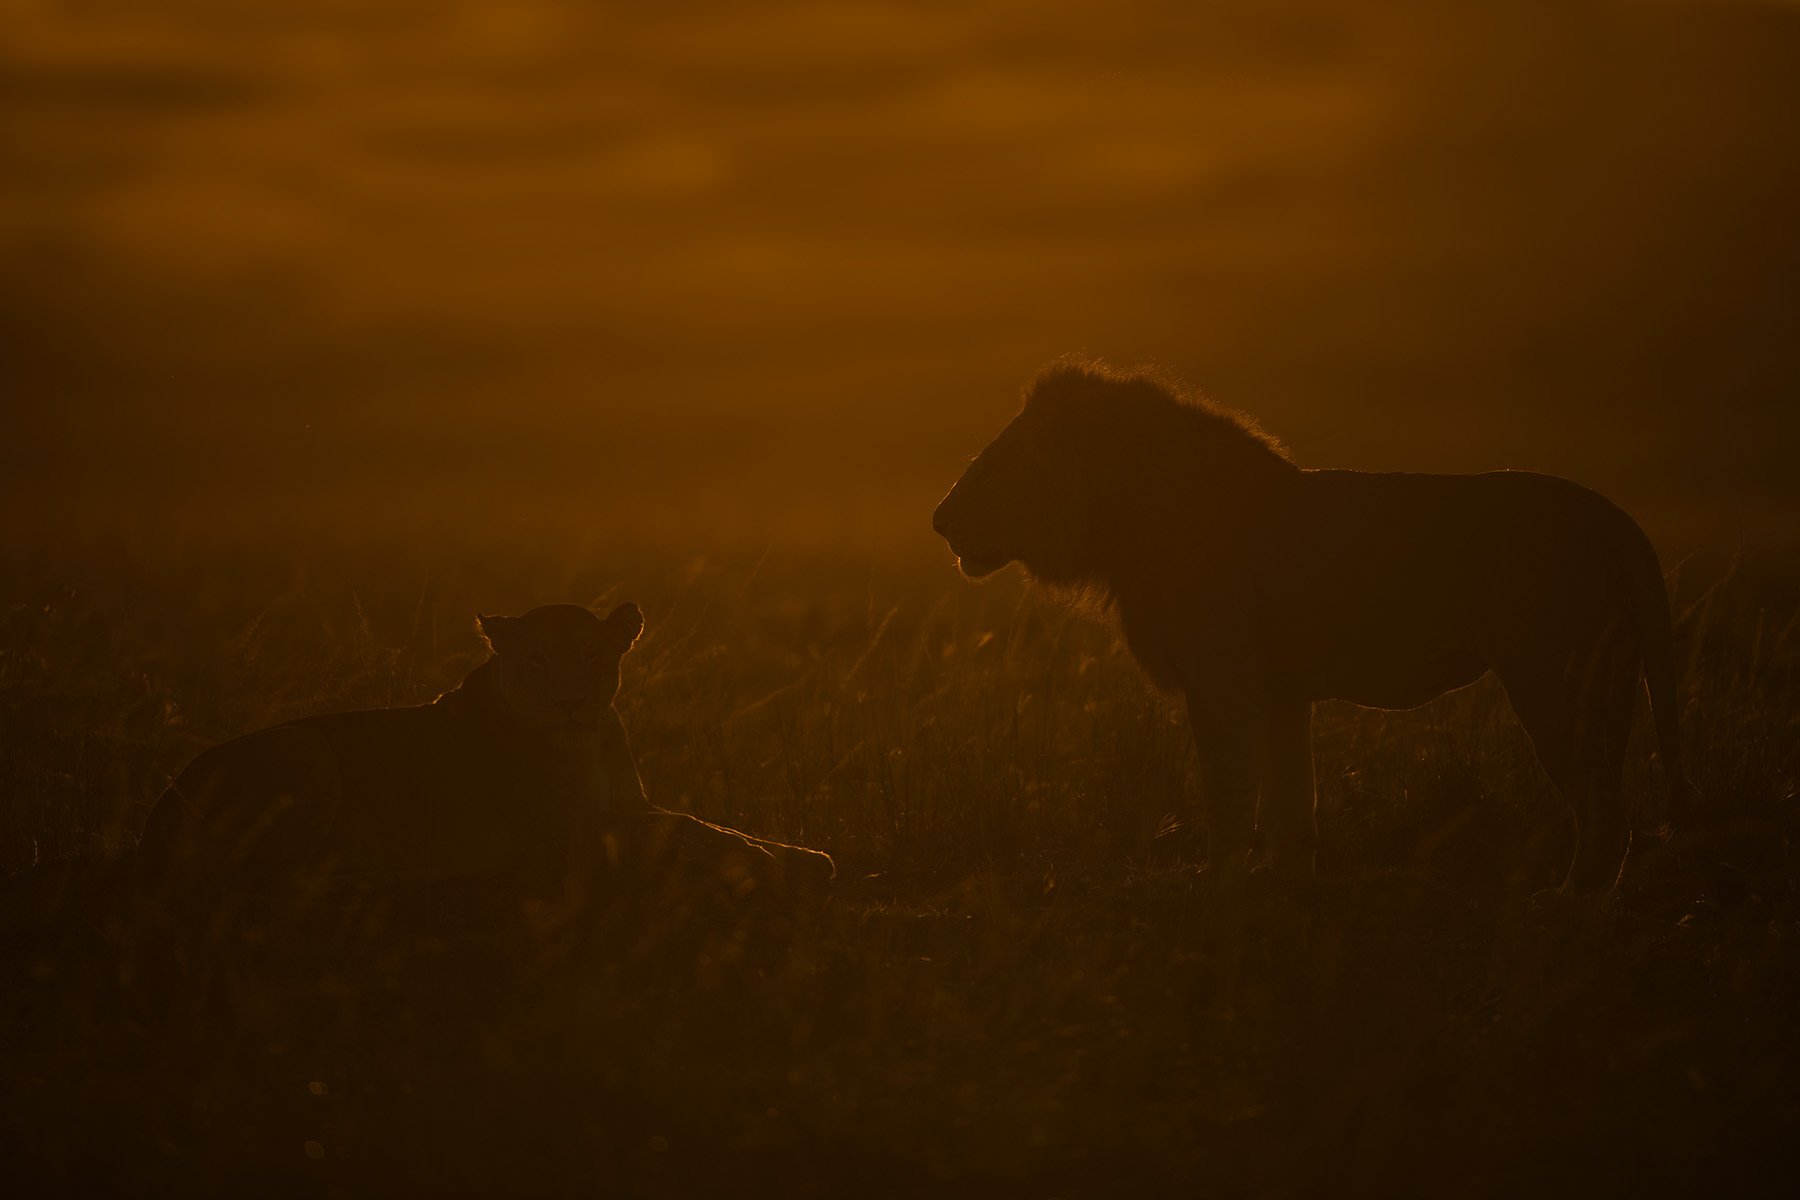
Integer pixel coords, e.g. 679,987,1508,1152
6,0,1798,1193
2,540,1797,1197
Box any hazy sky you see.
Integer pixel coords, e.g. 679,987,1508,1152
6,0,1798,547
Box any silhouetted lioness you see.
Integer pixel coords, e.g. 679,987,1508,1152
136,603,833,914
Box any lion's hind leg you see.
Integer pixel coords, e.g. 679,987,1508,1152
1493,627,1640,899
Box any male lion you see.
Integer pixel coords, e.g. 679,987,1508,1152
933,361,1692,897
137,602,833,910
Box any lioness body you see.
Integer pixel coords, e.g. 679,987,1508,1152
138,657,644,893
138,605,651,897
934,363,1684,895
138,604,835,905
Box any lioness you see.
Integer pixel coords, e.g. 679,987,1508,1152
137,602,832,907
933,361,1691,897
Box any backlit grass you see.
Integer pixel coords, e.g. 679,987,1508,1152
2,543,1795,1196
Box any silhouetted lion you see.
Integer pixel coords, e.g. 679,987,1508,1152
933,361,1692,897
136,603,833,915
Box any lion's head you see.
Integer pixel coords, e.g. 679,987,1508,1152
932,364,1158,583
475,603,644,736
931,413,1095,581
933,362,1293,585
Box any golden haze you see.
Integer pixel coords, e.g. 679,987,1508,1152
3,0,1797,553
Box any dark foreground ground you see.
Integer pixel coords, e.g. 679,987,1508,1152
2,543,1797,1197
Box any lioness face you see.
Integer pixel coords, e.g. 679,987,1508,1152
933,414,1091,581
476,603,644,736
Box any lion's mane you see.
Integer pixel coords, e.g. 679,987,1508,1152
1016,360,1301,690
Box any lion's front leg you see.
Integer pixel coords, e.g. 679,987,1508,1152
1258,697,1317,878
1186,699,1262,883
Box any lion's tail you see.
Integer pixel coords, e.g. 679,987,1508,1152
1622,519,1691,809
1621,516,1750,904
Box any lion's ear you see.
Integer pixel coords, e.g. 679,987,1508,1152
601,602,644,653
476,613,516,653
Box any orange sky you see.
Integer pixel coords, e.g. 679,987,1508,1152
6,1,1798,550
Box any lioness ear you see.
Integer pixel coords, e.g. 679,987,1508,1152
601,602,644,652
476,613,516,653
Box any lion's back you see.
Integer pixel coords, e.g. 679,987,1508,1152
1258,469,1654,704
1292,468,1636,599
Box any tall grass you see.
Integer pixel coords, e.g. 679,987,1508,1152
2,543,1796,1195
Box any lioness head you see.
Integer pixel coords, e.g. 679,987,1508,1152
475,603,644,735
932,370,1108,583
